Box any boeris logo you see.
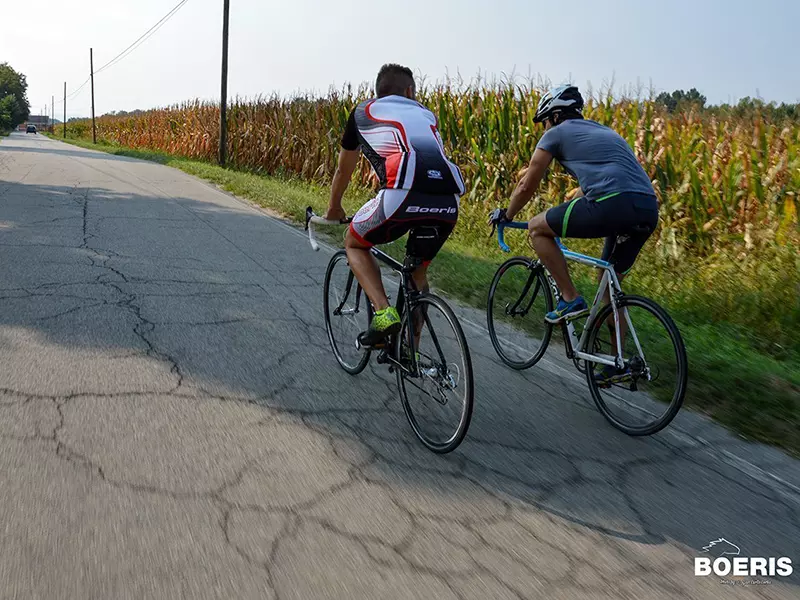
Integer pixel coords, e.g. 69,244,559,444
406,206,457,214
694,538,793,581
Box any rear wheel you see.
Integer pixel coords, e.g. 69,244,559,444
396,294,474,453
585,295,687,435
323,250,371,374
487,257,554,369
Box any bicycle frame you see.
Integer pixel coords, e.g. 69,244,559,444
306,208,450,378
332,245,447,379
370,247,453,380
496,222,647,370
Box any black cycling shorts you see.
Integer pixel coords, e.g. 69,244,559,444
545,192,659,274
349,189,458,263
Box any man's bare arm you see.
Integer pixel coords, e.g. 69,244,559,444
325,149,360,220
506,148,553,220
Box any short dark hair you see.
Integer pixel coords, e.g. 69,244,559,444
375,64,415,98
552,110,584,125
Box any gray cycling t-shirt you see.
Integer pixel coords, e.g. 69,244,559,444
536,119,655,201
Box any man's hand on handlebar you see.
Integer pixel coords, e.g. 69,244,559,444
488,208,510,226
488,208,511,237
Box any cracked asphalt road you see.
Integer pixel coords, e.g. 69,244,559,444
1,132,798,599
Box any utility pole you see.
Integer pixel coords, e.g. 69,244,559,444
63,82,66,138
90,48,97,144
52,96,54,131
218,0,230,166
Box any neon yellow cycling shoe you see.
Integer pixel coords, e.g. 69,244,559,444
358,306,401,347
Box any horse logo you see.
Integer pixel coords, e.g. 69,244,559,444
702,538,741,557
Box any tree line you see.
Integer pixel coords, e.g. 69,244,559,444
655,87,800,121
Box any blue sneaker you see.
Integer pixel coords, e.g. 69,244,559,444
545,296,588,324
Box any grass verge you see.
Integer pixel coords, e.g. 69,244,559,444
46,134,800,455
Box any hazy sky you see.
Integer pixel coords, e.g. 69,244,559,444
2,0,798,119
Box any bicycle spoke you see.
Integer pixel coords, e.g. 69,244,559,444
402,375,448,406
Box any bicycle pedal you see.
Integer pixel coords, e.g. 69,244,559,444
356,332,389,350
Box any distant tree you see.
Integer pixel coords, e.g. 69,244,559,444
656,88,707,112
0,63,30,130
683,88,707,107
655,91,677,112
724,96,800,121
774,102,799,121
0,94,21,130
101,109,145,118
736,96,762,110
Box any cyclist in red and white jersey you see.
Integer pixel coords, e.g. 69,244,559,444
325,64,465,346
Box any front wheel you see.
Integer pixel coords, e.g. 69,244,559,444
585,295,687,436
396,294,474,453
487,257,554,370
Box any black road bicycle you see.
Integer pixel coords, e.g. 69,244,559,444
306,207,474,453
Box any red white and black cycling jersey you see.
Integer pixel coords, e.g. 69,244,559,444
342,96,465,196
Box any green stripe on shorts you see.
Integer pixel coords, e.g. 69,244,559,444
562,197,580,238
594,192,621,202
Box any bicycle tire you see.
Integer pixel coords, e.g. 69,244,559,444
396,294,474,453
487,257,554,370
323,250,371,375
585,295,688,436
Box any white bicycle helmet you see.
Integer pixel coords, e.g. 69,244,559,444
534,85,584,123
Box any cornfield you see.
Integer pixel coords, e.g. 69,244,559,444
76,82,799,251
67,80,799,348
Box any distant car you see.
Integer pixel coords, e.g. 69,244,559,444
26,125,37,134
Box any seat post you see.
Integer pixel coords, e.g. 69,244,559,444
402,255,423,273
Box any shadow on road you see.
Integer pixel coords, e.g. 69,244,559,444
1,176,798,586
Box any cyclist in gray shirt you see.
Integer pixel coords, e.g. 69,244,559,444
492,85,658,316
490,85,659,384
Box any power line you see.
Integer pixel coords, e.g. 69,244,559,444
66,77,90,100
64,0,190,102
60,0,191,124
94,0,191,76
